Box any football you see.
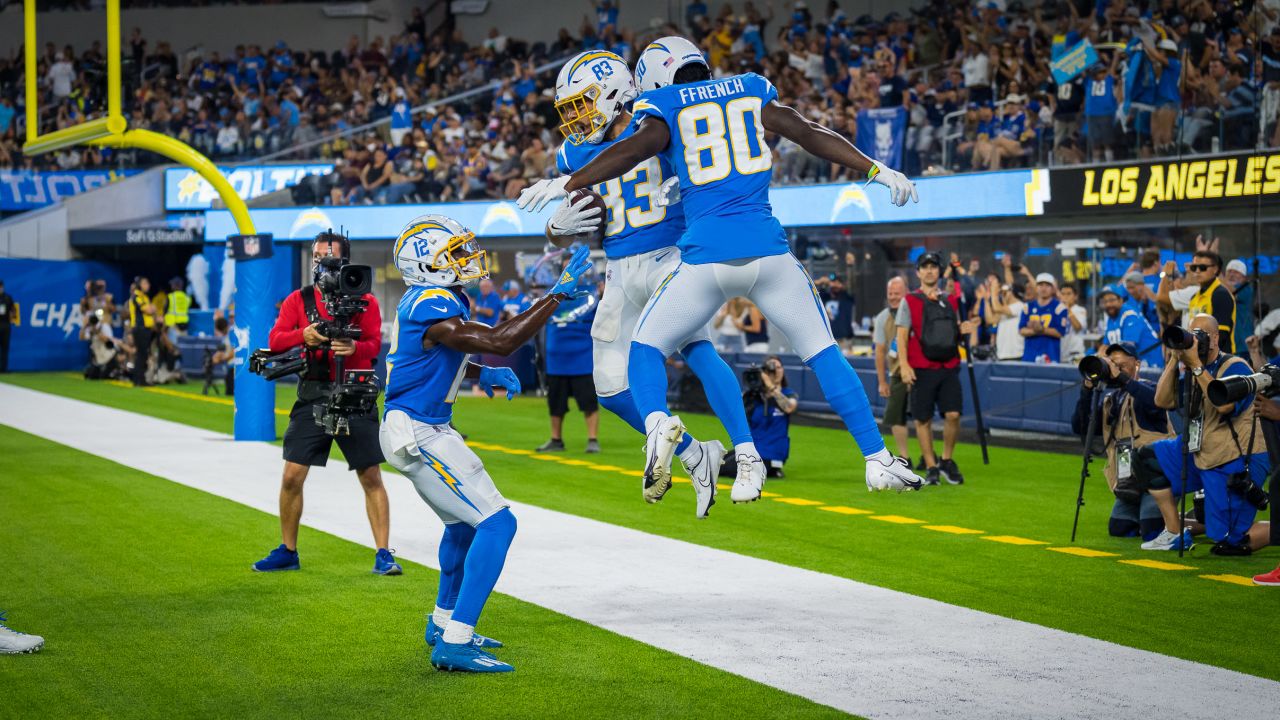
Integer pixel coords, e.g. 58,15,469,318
549,188,606,247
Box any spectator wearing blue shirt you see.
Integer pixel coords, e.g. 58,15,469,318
536,291,599,453
1122,271,1161,331
472,278,503,327
279,94,300,127
720,356,797,479
1019,273,1071,362
1084,61,1120,162
389,87,413,145
1148,37,1181,155
595,1,619,34
499,280,529,323
1099,285,1163,369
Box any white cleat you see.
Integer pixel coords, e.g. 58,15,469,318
642,415,685,503
682,440,726,519
730,453,766,503
865,455,924,492
0,615,45,654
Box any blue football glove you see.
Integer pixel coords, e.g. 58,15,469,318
478,366,521,400
549,245,593,298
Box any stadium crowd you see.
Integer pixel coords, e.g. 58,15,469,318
3,0,1279,200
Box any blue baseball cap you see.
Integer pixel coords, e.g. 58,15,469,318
1097,284,1123,299
502,279,522,292
1105,341,1139,358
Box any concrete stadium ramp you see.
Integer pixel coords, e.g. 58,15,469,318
2,383,1277,720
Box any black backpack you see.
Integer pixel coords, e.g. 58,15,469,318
915,291,960,363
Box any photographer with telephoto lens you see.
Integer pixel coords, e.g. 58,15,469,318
1071,342,1174,540
252,231,401,576
720,356,797,479
1133,314,1272,555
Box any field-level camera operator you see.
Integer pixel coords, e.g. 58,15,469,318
720,356,797,479
1072,342,1175,540
80,310,121,380
1137,314,1272,555
254,231,401,576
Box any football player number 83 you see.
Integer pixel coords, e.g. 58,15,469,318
598,158,667,235
676,97,771,185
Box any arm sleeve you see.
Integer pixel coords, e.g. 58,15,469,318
353,295,383,366
555,143,572,174
1211,286,1235,346
268,291,305,352
1123,376,1160,408
1169,285,1197,310
894,299,912,331
631,94,668,126
1018,304,1031,329
1053,305,1071,334
746,72,780,103
872,311,887,345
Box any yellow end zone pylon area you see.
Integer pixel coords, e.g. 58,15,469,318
23,0,254,236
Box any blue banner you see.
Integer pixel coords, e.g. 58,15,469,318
204,169,1043,242
165,163,334,211
0,170,140,211
1051,39,1098,84
855,107,907,171
0,258,122,371
231,234,277,441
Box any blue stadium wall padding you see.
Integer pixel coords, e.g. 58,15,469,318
232,235,277,441
0,257,123,372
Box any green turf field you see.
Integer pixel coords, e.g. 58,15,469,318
2,372,1276,701
0,425,843,719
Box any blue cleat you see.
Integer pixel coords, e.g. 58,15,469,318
373,548,403,576
425,615,503,649
430,640,513,673
252,544,300,572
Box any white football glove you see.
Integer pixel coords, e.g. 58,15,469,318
866,160,919,207
547,192,603,236
517,175,572,212
654,176,681,207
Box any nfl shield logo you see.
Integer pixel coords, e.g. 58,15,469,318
243,236,260,257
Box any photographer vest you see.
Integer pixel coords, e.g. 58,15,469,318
1193,355,1261,470
1100,390,1173,491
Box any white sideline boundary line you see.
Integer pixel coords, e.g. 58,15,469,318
2,383,1277,720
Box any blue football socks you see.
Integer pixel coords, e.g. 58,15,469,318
806,344,887,457
450,509,518,627
681,340,753,447
435,522,476,611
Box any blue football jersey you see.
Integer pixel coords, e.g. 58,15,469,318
557,124,685,260
631,72,786,264
384,286,472,425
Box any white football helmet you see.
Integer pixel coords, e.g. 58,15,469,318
634,36,707,92
554,50,636,145
393,214,488,288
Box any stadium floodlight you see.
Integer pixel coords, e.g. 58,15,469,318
21,0,255,237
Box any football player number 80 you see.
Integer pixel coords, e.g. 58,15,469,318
676,98,771,185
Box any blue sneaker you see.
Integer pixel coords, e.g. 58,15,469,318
252,544,300,572
373,548,402,576
425,615,503,649
430,640,513,673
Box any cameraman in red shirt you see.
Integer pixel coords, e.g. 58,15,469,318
252,231,400,576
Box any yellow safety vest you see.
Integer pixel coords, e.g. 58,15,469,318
165,290,192,326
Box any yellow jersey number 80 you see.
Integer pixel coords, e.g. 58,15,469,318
676,97,771,186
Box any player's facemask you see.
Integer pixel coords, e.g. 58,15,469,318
433,231,489,282
556,85,608,145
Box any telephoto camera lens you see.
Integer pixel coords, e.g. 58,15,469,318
1207,375,1259,406
1162,325,1195,350
1225,472,1270,511
1078,356,1111,383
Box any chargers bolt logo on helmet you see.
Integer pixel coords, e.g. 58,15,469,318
635,36,707,91
554,51,637,145
393,214,489,288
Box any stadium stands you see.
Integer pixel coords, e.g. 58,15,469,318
3,0,1277,205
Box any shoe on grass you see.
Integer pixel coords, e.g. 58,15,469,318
585,439,601,454
922,465,941,486
536,438,565,452
373,548,402,575
939,458,964,485
253,544,300,572
425,615,503,648
431,640,513,673
1140,529,1193,551
1253,565,1280,586
0,612,44,654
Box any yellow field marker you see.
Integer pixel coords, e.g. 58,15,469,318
716,483,732,491
773,497,823,506
1118,559,1196,571
870,515,926,524
620,470,645,477
503,448,533,455
924,525,985,535
528,455,561,461
1199,574,1258,587
818,505,873,515
981,535,1048,546
760,491,781,498
1047,547,1119,558
557,459,596,467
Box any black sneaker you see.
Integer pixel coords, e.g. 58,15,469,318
939,458,965,485
1210,539,1251,557
915,456,928,471
923,466,941,486
536,438,565,452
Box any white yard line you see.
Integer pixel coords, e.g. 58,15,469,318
2,383,1277,720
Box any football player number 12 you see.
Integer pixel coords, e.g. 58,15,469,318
677,97,771,185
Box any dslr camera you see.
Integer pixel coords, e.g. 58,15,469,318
1207,364,1279,512
249,252,380,436
1078,355,1128,387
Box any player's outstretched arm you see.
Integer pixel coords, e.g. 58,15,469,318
517,119,670,212
760,100,918,206
424,246,594,356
